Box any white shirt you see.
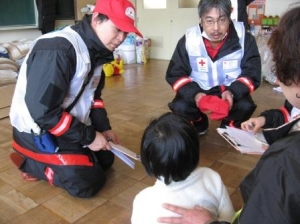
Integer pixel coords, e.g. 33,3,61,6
131,167,235,224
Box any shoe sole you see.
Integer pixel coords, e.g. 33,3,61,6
198,129,208,136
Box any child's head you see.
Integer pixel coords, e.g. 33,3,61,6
140,112,200,185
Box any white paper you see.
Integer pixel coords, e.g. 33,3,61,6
111,148,135,169
226,126,258,148
109,142,140,161
109,142,141,169
217,126,266,154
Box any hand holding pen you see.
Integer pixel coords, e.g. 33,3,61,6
87,130,120,151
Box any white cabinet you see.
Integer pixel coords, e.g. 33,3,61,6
136,0,198,60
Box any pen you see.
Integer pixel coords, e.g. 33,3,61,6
222,132,245,147
223,132,238,146
107,137,112,142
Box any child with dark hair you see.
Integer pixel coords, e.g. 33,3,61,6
131,112,235,224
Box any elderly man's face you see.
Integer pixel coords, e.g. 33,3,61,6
201,7,230,43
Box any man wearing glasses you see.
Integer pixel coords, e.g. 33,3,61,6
166,0,261,134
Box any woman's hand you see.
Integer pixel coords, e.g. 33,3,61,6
157,203,215,224
241,116,266,133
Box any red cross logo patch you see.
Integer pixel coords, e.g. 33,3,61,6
197,58,208,72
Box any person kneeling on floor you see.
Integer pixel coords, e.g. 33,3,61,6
9,0,142,198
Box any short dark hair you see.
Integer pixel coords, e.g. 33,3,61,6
140,112,200,185
86,13,109,23
96,13,109,22
198,0,232,19
268,6,300,86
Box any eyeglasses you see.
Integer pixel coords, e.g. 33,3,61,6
202,16,229,26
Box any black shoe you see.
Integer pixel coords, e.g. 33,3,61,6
194,115,209,136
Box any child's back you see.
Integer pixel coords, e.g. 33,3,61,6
131,112,235,223
132,167,234,223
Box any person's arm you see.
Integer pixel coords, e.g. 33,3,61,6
226,31,261,101
166,35,203,102
89,70,120,144
241,100,293,132
260,99,293,129
90,69,111,132
157,204,230,224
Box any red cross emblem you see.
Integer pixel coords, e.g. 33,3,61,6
199,59,206,66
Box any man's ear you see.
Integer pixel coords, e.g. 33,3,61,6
91,12,100,27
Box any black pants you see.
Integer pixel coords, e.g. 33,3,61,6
21,151,114,198
13,128,114,198
168,94,257,128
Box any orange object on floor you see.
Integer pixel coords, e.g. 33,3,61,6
10,152,39,181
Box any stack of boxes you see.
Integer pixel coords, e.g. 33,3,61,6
116,34,151,64
247,0,280,36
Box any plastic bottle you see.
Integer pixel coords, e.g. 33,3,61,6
267,16,274,34
250,20,255,36
261,15,269,35
273,15,280,27
135,37,144,64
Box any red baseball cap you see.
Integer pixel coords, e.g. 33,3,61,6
93,0,143,37
198,95,230,120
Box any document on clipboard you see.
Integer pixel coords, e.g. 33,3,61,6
109,142,141,169
216,126,268,155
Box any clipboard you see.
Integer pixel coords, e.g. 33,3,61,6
217,127,267,155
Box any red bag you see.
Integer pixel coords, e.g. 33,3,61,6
198,95,230,120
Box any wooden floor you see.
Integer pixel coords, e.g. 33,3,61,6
0,59,285,223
